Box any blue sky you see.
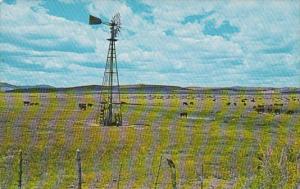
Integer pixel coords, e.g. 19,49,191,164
0,0,299,87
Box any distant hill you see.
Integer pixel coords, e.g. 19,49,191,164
1,82,299,94
0,82,55,92
188,86,300,94
0,82,18,91
5,84,189,93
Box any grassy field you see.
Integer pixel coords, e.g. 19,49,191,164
0,90,299,188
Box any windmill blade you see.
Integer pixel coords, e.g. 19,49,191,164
111,13,121,37
89,15,102,25
112,13,121,26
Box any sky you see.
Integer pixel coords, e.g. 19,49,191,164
0,0,299,87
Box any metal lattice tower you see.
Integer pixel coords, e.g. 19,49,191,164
89,13,122,126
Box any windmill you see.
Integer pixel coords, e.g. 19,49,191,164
89,13,122,126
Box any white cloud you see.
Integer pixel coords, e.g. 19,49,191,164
1,1,99,48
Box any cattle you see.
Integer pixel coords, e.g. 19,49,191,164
255,105,265,113
233,102,237,106
274,109,281,115
23,101,30,106
251,98,255,102
79,103,87,110
180,112,188,118
183,102,188,106
190,102,194,105
226,102,231,106
24,101,39,106
87,103,93,107
274,103,283,106
244,102,247,106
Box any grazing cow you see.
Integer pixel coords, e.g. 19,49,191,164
274,103,283,106
23,101,30,106
34,102,39,105
226,102,231,106
79,103,87,110
180,112,188,118
183,102,188,106
244,102,247,106
213,98,216,101
255,105,265,113
286,110,294,114
274,109,281,115
87,103,93,107
233,102,237,106
190,102,194,105
251,98,255,102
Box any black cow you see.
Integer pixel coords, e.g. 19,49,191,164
180,112,188,118
274,109,281,115
183,102,188,106
87,103,93,107
255,105,264,113
23,101,30,106
286,110,294,114
79,103,87,110
274,103,283,106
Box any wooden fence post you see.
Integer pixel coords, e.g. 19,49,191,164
166,158,176,189
117,163,122,189
171,168,176,189
18,150,23,189
76,149,82,189
154,155,163,189
201,163,204,189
